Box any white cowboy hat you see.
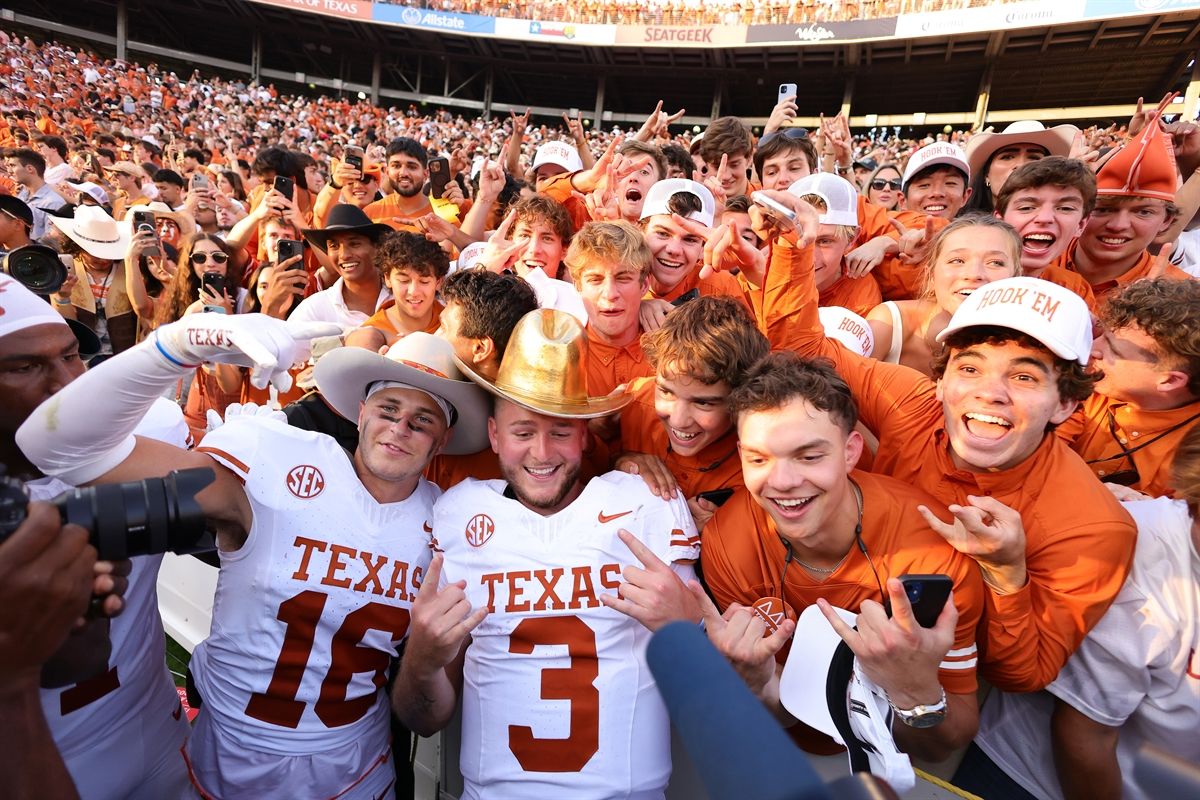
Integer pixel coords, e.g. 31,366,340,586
965,121,1079,180
48,205,130,261
313,332,489,455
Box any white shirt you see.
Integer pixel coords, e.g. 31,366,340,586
434,472,699,800
43,161,74,186
975,497,1200,800
288,276,391,332
523,266,589,326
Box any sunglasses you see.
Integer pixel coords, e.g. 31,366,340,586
190,251,229,265
758,127,810,147
870,179,902,191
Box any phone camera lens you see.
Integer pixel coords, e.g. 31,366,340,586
906,584,922,602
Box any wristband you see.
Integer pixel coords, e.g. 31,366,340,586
154,333,200,369
53,297,71,306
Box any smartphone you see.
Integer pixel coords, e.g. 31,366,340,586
344,145,364,174
132,211,162,257
273,175,295,201
428,156,451,198
898,574,953,628
778,83,798,102
201,270,227,298
750,191,797,232
276,238,305,268
671,287,701,307
191,172,210,189
697,487,735,508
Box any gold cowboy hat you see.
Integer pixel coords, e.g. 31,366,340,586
456,309,633,419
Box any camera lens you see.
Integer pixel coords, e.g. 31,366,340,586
905,583,922,602
3,244,67,295
51,468,216,560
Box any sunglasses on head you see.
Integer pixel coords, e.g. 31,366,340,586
190,251,229,265
870,179,902,191
758,127,810,147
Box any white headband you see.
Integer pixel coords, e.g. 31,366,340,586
366,380,456,426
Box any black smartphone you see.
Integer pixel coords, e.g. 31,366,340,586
131,209,155,230
344,145,364,175
201,270,227,298
670,288,701,307
273,175,295,201
428,156,451,198
898,574,953,628
276,238,305,268
697,487,735,508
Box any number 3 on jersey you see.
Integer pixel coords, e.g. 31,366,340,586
245,590,410,728
508,615,600,773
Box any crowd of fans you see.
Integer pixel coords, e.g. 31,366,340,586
384,0,1023,26
3,25,1200,800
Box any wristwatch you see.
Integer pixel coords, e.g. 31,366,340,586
889,686,947,729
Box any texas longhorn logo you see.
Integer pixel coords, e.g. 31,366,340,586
286,464,325,499
465,513,495,547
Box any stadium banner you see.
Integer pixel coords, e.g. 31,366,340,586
372,4,496,35
249,0,374,21
493,18,617,46
614,24,748,47
745,18,897,45
895,0,1086,39
1084,0,1200,19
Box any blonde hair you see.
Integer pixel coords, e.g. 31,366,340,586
1171,423,1200,518
566,220,653,285
921,214,1023,302
797,193,857,242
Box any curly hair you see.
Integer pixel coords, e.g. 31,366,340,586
642,296,769,388
931,326,1100,405
376,230,449,280
729,352,858,434
440,269,539,358
1100,277,1200,397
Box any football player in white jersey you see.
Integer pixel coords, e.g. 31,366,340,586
17,311,489,800
0,273,192,800
394,309,701,799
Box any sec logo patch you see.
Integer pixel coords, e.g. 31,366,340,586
286,465,325,499
465,514,494,547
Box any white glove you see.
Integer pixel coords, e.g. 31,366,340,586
155,313,341,392
205,402,288,433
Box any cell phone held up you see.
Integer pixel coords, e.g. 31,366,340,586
273,175,295,202
778,83,798,102
428,156,451,199
750,191,798,233
696,487,735,508
898,574,953,629
344,146,365,176
132,210,161,257
201,271,227,314
276,238,305,269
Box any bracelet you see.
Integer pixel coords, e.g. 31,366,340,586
53,297,71,306
835,163,853,173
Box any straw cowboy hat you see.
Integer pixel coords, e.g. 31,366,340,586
48,205,130,260
125,202,197,240
965,120,1078,179
455,309,633,419
313,331,489,455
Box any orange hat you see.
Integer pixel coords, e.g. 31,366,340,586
1096,118,1177,202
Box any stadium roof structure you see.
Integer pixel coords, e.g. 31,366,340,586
9,0,1200,129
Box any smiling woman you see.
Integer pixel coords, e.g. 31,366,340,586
865,216,1022,377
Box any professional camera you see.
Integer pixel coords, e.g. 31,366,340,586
0,465,216,560
2,244,68,295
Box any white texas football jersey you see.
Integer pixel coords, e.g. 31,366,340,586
434,471,700,800
187,417,436,792
34,397,191,800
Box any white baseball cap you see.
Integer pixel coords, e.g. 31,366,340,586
819,307,875,357
67,181,110,206
778,604,917,794
788,173,859,227
936,276,1093,366
532,141,583,174
902,142,970,189
639,178,716,228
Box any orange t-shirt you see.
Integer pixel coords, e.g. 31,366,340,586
1059,241,1190,304
819,273,881,317
538,171,592,233
585,330,654,397
617,377,743,500
361,300,443,340
1058,396,1200,498
364,192,435,232
702,473,984,749
648,268,751,310
762,240,1138,691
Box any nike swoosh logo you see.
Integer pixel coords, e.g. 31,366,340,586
422,522,433,533
598,510,632,524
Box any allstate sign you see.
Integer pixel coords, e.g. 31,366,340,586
373,4,495,34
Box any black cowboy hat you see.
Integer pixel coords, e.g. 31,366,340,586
300,204,392,251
